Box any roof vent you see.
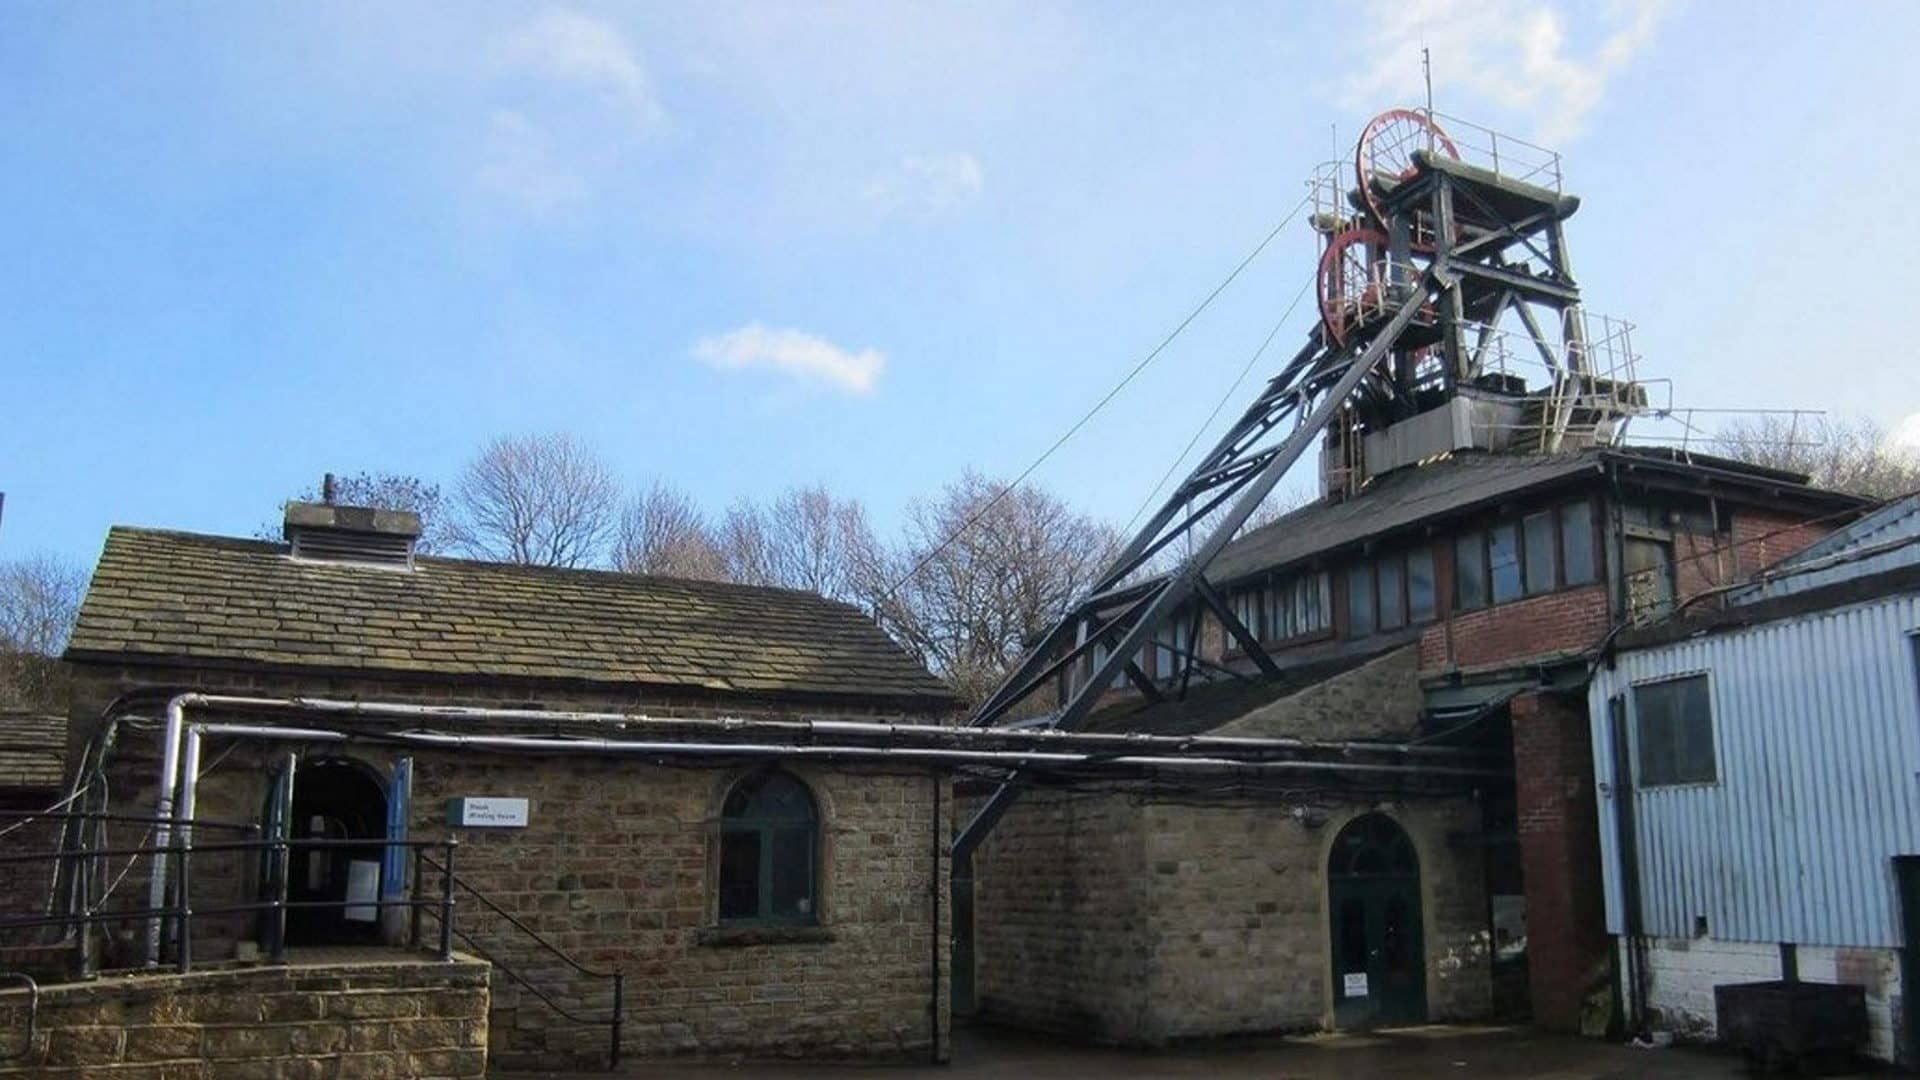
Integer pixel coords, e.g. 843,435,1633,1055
283,501,421,569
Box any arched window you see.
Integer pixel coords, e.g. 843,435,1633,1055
718,771,819,925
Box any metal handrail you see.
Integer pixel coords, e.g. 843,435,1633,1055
0,810,260,830
0,833,460,977
417,855,614,979
416,853,624,1067
0,831,624,1069
0,973,36,1062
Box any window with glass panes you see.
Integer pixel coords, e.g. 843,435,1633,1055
1454,499,1600,610
718,771,819,925
1633,674,1715,786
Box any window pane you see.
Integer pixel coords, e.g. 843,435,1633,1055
1407,549,1436,623
769,826,815,921
1634,675,1715,786
1347,564,1375,636
1524,512,1558,595
1378,558,1405,630
1455,533,1487,610
1561,502,1597,584
1311,574,1331,632
1625,538,1675,622
1489,524,1523,604
719,829,761,920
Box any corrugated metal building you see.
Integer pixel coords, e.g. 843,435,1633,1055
1587,493,1920,1062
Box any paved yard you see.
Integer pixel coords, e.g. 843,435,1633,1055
503,1023,1815,1078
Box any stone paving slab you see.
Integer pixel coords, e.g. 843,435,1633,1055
499,1022,1849,1078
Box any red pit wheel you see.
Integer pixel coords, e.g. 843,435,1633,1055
1317,226,1388,348
1354,109,1459,228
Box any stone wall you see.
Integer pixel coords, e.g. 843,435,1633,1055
0,954,489,1078
65,662,950,1068
972,646,1491,1043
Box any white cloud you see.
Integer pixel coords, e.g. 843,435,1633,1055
473,110,588,217
692,324,886,395
1892,412,1920,454
497,8,665,134
1340,0,1667,145
862,152,985,217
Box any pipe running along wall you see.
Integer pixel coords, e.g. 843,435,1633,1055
137,691,1503,962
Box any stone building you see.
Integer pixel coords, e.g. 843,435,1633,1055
54,503,960,1068
966,445,1869,1040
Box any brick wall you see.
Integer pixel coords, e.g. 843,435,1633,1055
1418,586,1611,673
1511,689,1609,1032
66,662,950,1067
0,954,490,1078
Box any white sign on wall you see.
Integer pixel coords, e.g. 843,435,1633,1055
447,796,530,828
1343,972,1369,998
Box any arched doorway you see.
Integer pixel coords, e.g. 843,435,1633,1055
283,759,389,946
1328,812,1426,1028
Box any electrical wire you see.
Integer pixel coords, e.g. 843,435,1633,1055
872,191,1316,606
1122,272,1318,538
0,783,91,840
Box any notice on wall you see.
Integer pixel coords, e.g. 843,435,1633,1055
1343,972,1369,998
447,796,530,828
343,860,380,923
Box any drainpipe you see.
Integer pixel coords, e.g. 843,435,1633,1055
929,769,942,1065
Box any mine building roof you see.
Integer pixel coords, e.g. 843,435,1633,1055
67,527,958,710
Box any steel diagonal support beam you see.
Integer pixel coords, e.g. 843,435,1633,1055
970,335,1325,728
1193,577,1280,677
953,274,1438,863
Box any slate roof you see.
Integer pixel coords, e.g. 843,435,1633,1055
0,712,67,790
1205,446,1866,588
67,528,957,708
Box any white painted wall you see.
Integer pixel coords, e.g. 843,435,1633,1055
1627,936,1902,1062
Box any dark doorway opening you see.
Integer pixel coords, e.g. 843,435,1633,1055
282,759,388,946
1329,812,1427,1029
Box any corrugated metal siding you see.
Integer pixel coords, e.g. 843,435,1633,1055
1737,495,1920,601
1590,590,1920,947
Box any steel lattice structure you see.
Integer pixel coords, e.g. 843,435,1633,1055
953,109,1635,864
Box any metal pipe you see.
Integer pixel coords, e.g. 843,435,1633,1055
174,718,1503,778
142,693,198,966
179,694,1487,761
174,729,201,975
291,728,1505,778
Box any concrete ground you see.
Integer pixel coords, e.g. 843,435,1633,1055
503,1022,1815,1078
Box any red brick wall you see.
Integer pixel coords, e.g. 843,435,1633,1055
1510,690,1609,1032
1418,586,1610,672
1671,510,1837,609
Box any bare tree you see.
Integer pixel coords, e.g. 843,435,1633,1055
448,433,621,567
713,486,878,604
615,481,726,580
1714,415,1920,500
266,471,451,553
0,553,88,709
866,472,1122,706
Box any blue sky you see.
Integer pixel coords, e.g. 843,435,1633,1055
5,1,1919,571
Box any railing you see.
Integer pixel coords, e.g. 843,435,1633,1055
0,809,624,1069
418,854,624,1067
0,824,459,977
